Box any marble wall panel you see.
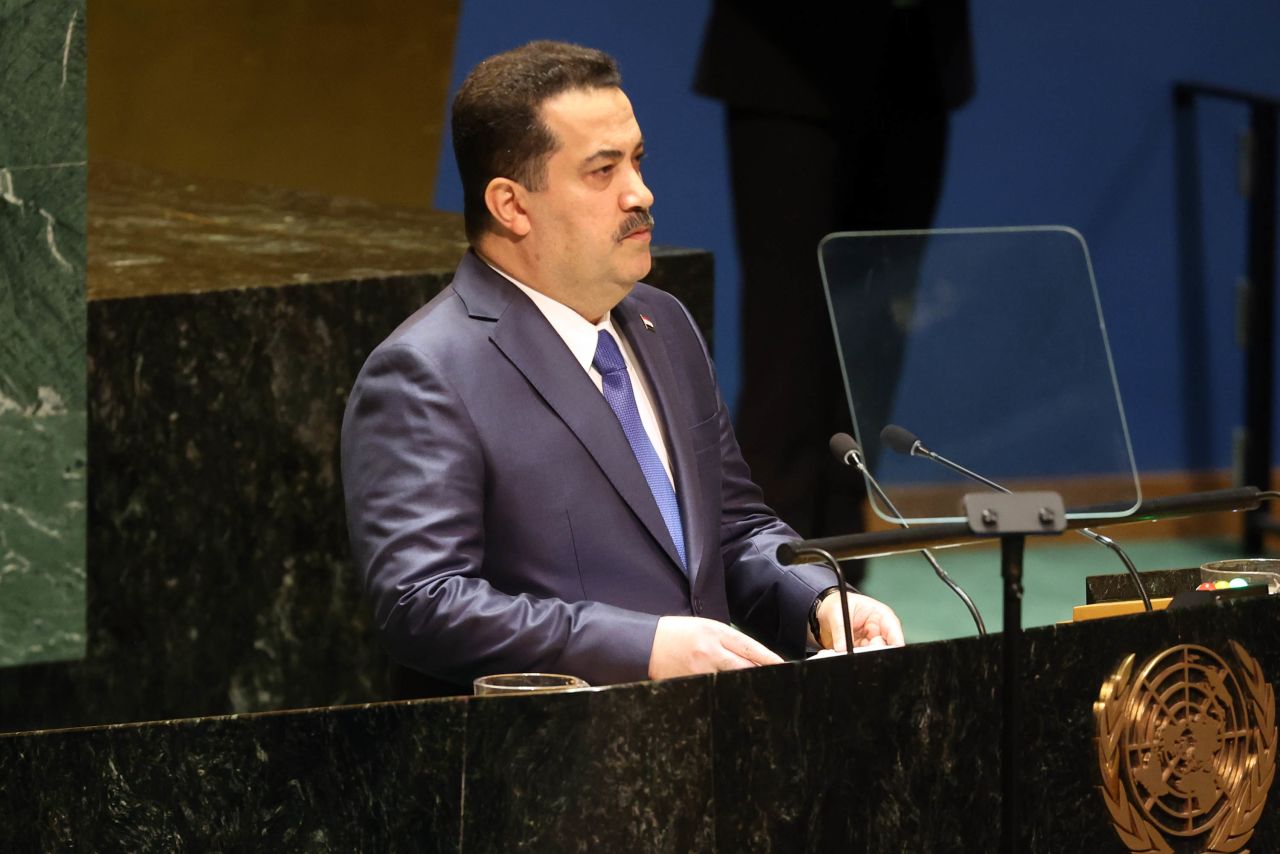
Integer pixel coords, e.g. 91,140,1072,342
0,270,453,732
0,0,87,667
0,0,85,166
0,163,86,667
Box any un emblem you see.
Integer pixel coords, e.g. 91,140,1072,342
1095,642,1276,853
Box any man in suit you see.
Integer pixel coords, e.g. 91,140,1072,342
341,41,902,691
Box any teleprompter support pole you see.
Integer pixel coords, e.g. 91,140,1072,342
960,491,1065,854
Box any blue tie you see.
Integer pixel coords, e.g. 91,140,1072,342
592,330,688,573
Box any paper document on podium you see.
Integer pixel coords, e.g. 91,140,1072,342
808,645,903,660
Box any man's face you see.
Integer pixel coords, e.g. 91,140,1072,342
522,86,654,319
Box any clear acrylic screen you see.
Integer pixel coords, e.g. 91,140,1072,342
818,227,1140,524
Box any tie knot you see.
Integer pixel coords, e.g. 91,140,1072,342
592,330,627,376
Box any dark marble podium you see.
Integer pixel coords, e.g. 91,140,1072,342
3,594,1277,852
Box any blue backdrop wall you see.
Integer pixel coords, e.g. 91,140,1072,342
433,1,1280,475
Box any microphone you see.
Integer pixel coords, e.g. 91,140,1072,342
830,432,987,636
881,425,1004,493
880,424,1153,612
879,424,921,456
829,432,859,467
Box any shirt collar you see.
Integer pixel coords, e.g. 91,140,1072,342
479,257,618,373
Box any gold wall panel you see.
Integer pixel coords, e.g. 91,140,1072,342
88,0,459,208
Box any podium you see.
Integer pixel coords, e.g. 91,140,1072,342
2,588,1275,852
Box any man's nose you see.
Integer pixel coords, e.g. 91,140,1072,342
622,168,654,211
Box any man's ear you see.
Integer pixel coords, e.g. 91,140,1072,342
484,178,531,237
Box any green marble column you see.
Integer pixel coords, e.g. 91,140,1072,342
0,0,87,665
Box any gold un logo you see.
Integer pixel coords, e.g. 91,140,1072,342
1094,642,1276,853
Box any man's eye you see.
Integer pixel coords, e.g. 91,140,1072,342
595,164,615,176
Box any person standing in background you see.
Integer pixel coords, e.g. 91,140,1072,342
695,2,975,565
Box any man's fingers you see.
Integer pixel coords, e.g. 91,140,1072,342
719,627,784,666
863,604,904,646
717,649,760,671
821,594,906,650
881,611,905,646
650,616,788,679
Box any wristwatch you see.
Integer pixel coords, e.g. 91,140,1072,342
808,586,840,640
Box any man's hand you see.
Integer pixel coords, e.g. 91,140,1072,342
648,616,784,680
816,593,905,651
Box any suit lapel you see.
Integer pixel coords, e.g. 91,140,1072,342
456,258,688,578
615,298,706,586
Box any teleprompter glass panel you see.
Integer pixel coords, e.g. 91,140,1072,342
818,227,1140,525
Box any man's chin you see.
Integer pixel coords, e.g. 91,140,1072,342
625,248,653,283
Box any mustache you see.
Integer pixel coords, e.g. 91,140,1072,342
614,210,655,242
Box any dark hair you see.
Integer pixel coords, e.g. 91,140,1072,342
452,41,622,242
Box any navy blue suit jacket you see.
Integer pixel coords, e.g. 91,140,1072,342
341,251,832,687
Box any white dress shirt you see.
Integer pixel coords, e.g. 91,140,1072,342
482,260,676,488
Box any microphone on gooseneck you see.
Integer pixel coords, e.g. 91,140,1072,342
880,424,1153,612
880,424,1006,493
829,433,987,636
